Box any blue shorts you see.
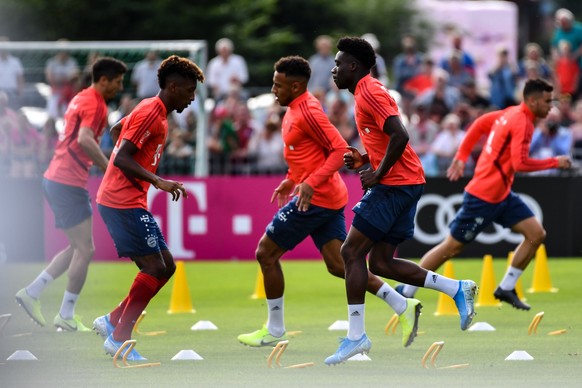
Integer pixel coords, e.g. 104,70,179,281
450,191,534,244
43,178,92,230
352,184,424,244
266,196,346,251
98,204,168,258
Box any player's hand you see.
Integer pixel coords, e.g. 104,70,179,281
446,159,465,181
156,179,188,201
359,168,379,190
270,179,295,208
344,146,364,170
292,182,314,212
556,155,572,169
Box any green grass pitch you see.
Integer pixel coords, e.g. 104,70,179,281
1,258,581,387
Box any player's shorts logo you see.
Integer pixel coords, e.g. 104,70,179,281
146,235,157,248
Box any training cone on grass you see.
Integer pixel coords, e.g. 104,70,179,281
434,262,458,316
528,244,558,293
506,251,526,300
476,254,501,307
167,261,196,314
251,265,266,299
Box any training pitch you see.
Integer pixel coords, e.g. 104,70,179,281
0,259,581,388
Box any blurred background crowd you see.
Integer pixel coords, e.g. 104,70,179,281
1,2,582,179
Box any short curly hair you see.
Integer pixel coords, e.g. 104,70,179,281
274,55,311,80
337,36,376,70
158,55,205,89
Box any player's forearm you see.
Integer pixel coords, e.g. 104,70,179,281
304,148,344,188
113,153,161,187
376,134,407,178
79,137,108,171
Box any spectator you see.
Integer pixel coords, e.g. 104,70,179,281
530,108,572,174
550,8,582,71
408,104,439,176
308,35,336,95
38,119,59,173
402,56,435,100
0,37,24,109
247,118,286,175
553,40,580,98
45,45,80,120
164,128,195,175
361,33,389,86
392,35,424,112
230,102,256,174
488,46,518,109
460,78,490,113
439,30,476,76
206,38,249,101
518,43,551,80
515,60,542,103
207,106,239,174
9,110,41,178
445,50,474,89
131,51,162,100
431,113,465,176
413,68,460,123
81,51,100,89
0,91,19,175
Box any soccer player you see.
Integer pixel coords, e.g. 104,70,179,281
398,79,572,310
92,55,204,360
237,56,422,349
15,57,127,331
325,37,477,365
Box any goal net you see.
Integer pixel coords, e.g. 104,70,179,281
0,39,210,176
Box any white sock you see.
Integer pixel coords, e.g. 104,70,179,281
499,266,523,291
347,304,365,341
266,297,285,337
59,290,79,320
401,284,419,298
26,271,54,299
423,271,460,298
376,283,407,315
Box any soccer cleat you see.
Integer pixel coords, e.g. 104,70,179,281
453,280,478,330
494,287,531,311
398,298,422,347
93,314,116,339
15,288,46,327
324,334,372,365
54,314,92,332
104,334,147,361
237,325,287,347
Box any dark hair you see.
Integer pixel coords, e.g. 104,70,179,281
92,57,127,82
523,78,553,98
158,55,205,89
337,36,376,70
274,55,311,80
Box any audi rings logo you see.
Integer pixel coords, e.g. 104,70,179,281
414,193,543,245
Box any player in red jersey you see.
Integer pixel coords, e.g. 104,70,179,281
237,56,422,349
16,57,127,331
92,56,204,361
398,79,572,310
325,37,477,365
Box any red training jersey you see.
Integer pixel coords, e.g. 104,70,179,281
454,109,508,163
282,91,348,209
44,87,107,188
353,75,425,185
97,97,168,209
465,103,559,203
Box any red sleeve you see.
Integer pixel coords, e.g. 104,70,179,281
79,97,106,136
455,110,502,162
123,103,163,150
510,116,559,172
302,106,348,189
365,85,400,131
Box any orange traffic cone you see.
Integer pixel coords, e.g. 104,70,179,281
506,251,526,301
167,261,196,314
251,265,266,299
527,244,558,293
434,262,458,316
476,254,501,307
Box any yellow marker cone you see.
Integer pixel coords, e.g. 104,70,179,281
167,261,196,314
251,265,266,299
476,255,501,307
527,244,558,293
506,251,526,301
434,262,458,316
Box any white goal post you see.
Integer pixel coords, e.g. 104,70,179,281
0,40,210,176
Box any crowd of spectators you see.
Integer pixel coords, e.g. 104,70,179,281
2,7,582,178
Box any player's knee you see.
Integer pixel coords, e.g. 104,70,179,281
77,243,95,262
165,261,176,278
368,258,388,275
529,227,546,246
326,262,345,278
